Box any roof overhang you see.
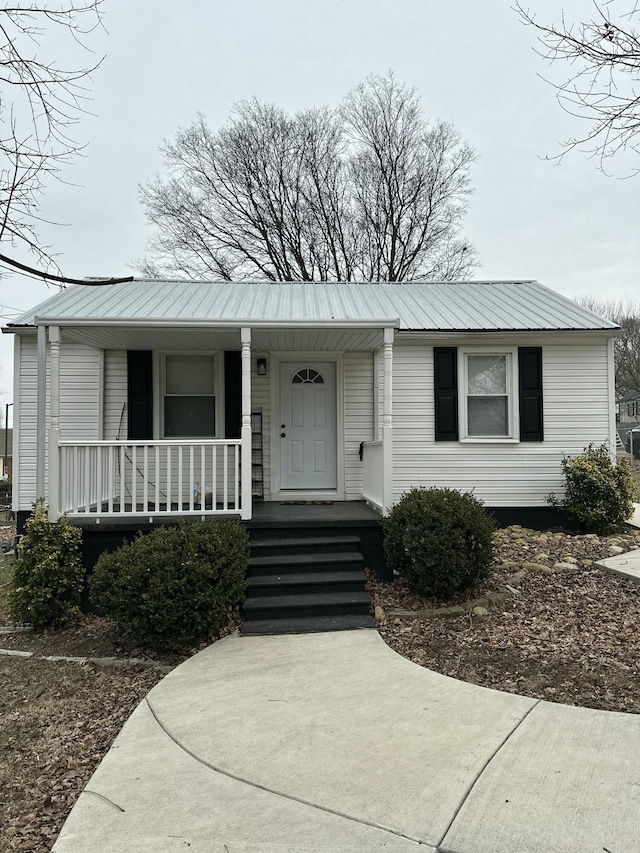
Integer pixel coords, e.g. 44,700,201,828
8,318,400,353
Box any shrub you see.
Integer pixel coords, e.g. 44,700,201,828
90,519,249,651
383,487,495,599
8,501,83,628
547,443,634,533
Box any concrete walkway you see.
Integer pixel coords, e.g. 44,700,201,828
52,628,640,853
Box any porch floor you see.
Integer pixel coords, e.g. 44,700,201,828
248,500,382,527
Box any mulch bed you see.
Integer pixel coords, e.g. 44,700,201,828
370,525,640,714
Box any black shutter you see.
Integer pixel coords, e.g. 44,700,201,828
518,347,543,442
127,351,153,440
224,351,242,439
434,347,458,441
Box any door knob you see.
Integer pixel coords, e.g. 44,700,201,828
281,424,286,428
281,432,286,438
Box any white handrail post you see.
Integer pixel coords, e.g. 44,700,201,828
240,327,252,520
382,326,394,515
48,326,61,520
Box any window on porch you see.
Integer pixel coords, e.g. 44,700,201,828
163,354,216,438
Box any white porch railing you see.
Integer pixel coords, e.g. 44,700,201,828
361,440,383,511
57,440,243,519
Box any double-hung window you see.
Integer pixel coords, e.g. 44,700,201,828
163,354,216,438
461,349,517,441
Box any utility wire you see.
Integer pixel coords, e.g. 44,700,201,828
0,252,133,286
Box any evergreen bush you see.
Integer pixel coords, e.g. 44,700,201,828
383,487,495,599
8,501,83,628
547,443,634,533
90,519,249,651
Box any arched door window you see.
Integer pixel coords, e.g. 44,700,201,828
291,368,324,384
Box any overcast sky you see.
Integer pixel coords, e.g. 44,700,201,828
1,0,638,415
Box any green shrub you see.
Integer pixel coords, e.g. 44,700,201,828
8,501,83,628
383,487,495,599
547,443,634,533
90,519,249,651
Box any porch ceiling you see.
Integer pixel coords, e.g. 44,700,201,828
60,325,387,352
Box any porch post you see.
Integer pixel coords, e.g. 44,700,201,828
382,326,394,514
48,326,61,520
240,327,252,520
36,324,47,503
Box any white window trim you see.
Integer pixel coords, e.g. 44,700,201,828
458,347,520,443
154,351,224,440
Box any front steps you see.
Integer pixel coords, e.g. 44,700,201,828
241,534,375,635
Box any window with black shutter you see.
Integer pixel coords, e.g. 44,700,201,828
518,347,544,442
434,347,459,441
127,351,153,440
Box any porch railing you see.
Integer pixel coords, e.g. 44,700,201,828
57,440,242,519
361,440,383,511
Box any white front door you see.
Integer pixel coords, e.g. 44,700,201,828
279,362,337,490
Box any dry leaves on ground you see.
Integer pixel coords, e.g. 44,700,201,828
0,658,164,853
370,525,640,714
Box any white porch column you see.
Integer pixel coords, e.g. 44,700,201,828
48,326,61,520
240,327,252,520
36,324,47,502
382,326,394,514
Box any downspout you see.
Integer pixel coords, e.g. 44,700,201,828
607,336,617,461
36,323,46,502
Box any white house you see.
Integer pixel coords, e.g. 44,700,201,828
4,279,618,536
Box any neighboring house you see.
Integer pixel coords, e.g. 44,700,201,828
4,279,619,538
616,390,640,449
0,427,13,481
617,390,640,425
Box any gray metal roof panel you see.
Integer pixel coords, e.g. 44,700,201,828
7,280,618,331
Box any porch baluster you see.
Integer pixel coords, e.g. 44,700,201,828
108,445,114,514
155,445,160,512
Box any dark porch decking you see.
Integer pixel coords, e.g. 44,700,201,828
242,501,384,634
245,500,387,581
248,500,382,525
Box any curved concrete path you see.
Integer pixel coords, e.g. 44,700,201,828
52,629,640,852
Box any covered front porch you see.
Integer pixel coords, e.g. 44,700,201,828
34,318,397,524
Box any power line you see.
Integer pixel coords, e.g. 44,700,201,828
0,252,133,287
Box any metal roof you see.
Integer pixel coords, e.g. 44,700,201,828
6,279,618,332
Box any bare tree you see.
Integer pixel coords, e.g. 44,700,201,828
0,1,104,275
577,294,640,393
138,73,477,282
515,2,640,170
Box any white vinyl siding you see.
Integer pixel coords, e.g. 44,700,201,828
16,336,101,509
103,350,128,440
251,354,271,497
344,352,374,499
15,335,38,509
391,337,612,507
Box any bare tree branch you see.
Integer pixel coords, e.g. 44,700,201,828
515,1,640,171
577,294,640,392
0,1,104,274
138,73,477,282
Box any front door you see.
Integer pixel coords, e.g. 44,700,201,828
279,362,337,490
